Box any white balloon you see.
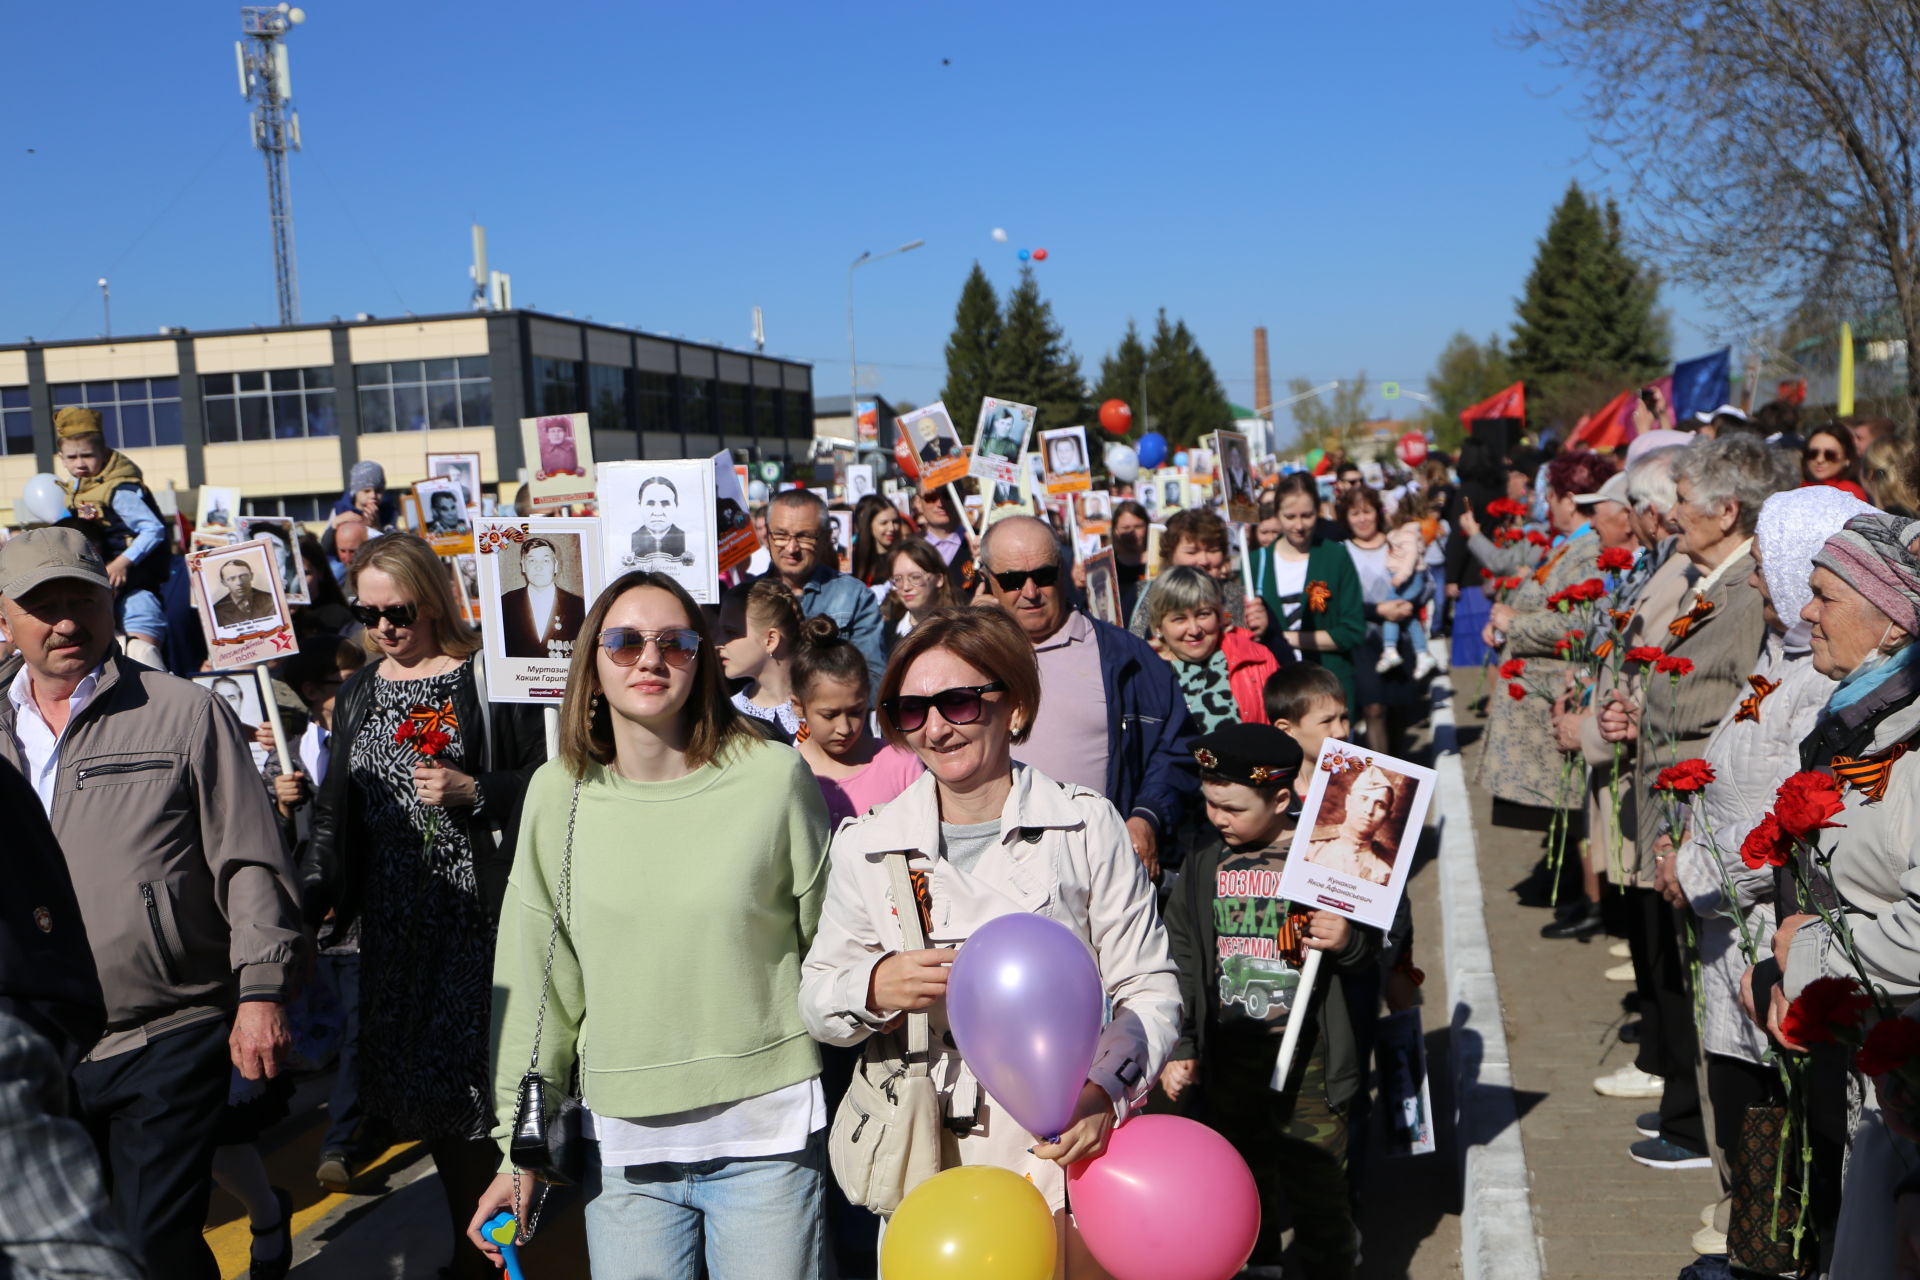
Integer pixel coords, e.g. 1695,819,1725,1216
18,473,70,524
991,228,1009,243
1103,442,1140,485
747,480,770,504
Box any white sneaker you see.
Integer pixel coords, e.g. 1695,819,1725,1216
1605,960,1636,982
1692,1224,1728,1255
1593,1065,1665,1098
1412,651,1437,679
1610,940,1631,958
1376,648,1404,673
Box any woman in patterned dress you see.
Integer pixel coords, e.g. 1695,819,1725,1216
306,534,544,1280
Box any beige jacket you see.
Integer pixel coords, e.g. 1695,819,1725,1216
799,764,1181,1211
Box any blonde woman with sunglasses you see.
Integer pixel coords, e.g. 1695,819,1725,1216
472,570,833,1280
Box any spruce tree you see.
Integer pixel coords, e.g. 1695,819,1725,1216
939,263,1002,428
1509,182,1670,434
1092,319,1149,434
988,266,1087,438
1144,310,1235,447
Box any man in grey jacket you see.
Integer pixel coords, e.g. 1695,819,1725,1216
0,528,306,1280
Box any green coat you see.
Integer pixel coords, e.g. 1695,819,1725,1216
1254,539,1367,716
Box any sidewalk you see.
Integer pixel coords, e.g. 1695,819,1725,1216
1454,692,1717,1278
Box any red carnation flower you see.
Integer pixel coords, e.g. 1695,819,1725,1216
1781,977,1873,1046
1624,646,1665,665
1554,630,1587,656
1546,588,1567,609
418,729,452,756
1773,771,1847,842
1493,528,1517,547
1857,1017,1920,1078
1507,683,1528,701
1502,576,1522,591
1653,759,1716,792
1739,814,1791,869
1654,655,1694,676
394,721,419,745
1597,547,1635,572
1487,498,1526,520
1499,659,1526,679
1569,578,1607,603
1526,530,1551,547
1480,567,1495,580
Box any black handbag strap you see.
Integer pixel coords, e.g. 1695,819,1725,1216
526,779,583,1072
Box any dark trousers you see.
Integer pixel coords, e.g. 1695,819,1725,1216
72,1017,231,1280
320,952,366,1153
1625,887,1705,1151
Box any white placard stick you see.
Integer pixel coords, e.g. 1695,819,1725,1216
1065,495,1081,564
1239,523,1258,603
945,482,985,555
255,664,294,777
1269,945,1324,1091
543,705,560,761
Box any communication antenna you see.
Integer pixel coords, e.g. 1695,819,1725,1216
752,306,765,352
470,224,489,311
236,4,306,326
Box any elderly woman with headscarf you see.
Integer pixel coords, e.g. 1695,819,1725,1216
1597,432,1789,1170
1638,487,1866,1254
1740,510,1920,1276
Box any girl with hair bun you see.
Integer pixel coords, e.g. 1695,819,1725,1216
790,621,922,827
716,577,818,742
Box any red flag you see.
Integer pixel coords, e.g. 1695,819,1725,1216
1460,381,1526,428
1569,388,1636,450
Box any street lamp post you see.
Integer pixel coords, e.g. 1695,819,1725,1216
848,239,925,449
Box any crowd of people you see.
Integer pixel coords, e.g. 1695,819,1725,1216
5,391,1917,1279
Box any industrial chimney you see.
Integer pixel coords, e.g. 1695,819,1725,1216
1252,327,1272,421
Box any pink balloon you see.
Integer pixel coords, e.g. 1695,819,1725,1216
1067,1115,1259,1280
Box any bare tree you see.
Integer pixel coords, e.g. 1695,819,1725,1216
1516,0,1920,427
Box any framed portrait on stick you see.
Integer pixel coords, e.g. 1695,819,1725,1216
233,516,308,606
1278,740,1434,931
520,413,596,510
188,539,295,669
898,403,969,491
1039,426,1092,495
598,459,718,604
969,397,1036,488
711,451,760,575
475,517,605,704
191,671,271,770
413,476,475,556
427,451,485,514
1083,548,1121,625
1213,430,1258,524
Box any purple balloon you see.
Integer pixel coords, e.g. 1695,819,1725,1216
946,912,1104,1140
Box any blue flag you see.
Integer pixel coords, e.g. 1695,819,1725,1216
1671,348,1731,423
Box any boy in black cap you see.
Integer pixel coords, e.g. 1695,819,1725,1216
1160,723,1376,1280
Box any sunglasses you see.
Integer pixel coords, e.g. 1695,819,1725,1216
599,626,702,668
1805,447,1845,462
349,601,418,629
989,564,1060,594
882,681,1006,734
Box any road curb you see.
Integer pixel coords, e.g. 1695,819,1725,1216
1431,675,1545,1280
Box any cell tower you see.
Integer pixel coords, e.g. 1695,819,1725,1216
236,4,307,326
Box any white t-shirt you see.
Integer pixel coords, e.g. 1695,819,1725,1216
1344,540,1394,603
1267,552,1308,604
586,1078,825,1165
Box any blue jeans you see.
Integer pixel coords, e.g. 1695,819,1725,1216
583,1134,827,1280
117,587,165,641
1380,575,1429,654
318,953,366,1154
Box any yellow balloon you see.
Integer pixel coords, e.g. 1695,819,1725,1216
881,1166,1058,1280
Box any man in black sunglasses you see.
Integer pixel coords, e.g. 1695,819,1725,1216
981,516,1198,879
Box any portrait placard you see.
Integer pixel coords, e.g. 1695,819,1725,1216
845,463,876,503
827,509,855,574
475,517,605,704
519,412,596,510
1039,426,1092,495
188,539,294,669
1083,548,1120,625
970,397,1037,488
196,486,240,531
898,403,969,492
414,476,475,556
427,451,485,514
1277,740,1435,931
1213,430,1258,524
234,516,308,606
190,671,271,770
1077,489,1113,538
1156,467,1189,514
598,459,718,604
711,452,759,574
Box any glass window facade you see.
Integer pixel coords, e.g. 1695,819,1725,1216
635,370,676,436
240,494,331,522
681,374,716,435
589,364,631,433
717,381,750,439
50,377,183,450
356,356,491,433
783,390,811,443
202,366,336,442
1,387,31,456
533,357,584,416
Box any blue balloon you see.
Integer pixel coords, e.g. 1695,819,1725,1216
1137,432,1168,469
1018,248,1031,261
1173,450,1191,468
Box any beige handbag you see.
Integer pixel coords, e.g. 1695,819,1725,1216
826,851,944,1215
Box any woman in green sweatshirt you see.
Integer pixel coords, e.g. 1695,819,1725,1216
1253,472,1367,718
470,571,832,1280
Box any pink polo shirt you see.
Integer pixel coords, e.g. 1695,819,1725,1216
1011,610,1110,796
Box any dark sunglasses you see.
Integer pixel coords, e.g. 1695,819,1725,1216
1805,447,1845,462
600,626,701,668
881,681,1007,733
349,601,418,629
990,564,1060,594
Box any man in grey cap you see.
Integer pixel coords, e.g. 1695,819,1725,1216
0,528,306,1280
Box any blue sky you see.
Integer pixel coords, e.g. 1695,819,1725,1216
0,1,1718,434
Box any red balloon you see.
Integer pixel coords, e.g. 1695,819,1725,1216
1098,399,1133,435
894,431,920,481
1395,431,1429,467
1033,248,1049,261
